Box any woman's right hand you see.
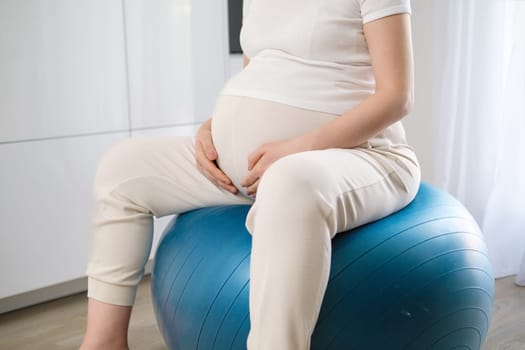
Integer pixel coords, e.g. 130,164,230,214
195,118,238,194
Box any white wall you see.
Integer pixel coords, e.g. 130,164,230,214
0,0,230,310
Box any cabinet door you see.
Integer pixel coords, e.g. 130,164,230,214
189,0,230,121
124,0,194,129
124,0,229,129
0,0,129,142
0,133,128,299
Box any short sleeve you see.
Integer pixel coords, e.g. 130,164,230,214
360,0,411,24
242,0,252,21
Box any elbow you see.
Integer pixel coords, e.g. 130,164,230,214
399,90,413,117
390,88,413,120
376,85,413,120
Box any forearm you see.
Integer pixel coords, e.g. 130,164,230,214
301,13,413,151
302,90,412,150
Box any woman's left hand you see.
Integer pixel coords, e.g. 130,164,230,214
240,136,312,197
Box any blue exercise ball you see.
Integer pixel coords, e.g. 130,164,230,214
151,183,494,349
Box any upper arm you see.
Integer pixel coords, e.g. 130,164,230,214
243,54,250,68
363,14,413,103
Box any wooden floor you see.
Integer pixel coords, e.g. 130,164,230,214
0,275,524,350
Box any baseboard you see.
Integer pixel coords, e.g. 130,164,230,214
0,277,88,315
0,259,155,314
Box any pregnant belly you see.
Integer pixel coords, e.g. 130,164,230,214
210,95,337,196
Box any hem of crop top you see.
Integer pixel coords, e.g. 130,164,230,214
219,90,354,116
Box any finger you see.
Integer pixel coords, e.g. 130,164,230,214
200,133,218,160
197,164,216,185
247,147,265,171
220,182,239,194
198,164,237,194
202,159,233,185
194,137,204,155
195,139,210,163
197,152,238,192
196,140,237,193
195,144,230,183
195,131,217,161
197,165,237,192
241,166,260,188
245,178,260,197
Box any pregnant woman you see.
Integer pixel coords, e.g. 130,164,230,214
80,0,420,349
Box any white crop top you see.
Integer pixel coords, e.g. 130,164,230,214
220,0,411,115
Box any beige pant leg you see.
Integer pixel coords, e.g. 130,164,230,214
86,136,252,306
245,147,420,350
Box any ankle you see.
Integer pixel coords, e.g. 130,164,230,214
82,298,132,350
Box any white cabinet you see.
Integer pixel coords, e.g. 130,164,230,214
123,0,230,129
124,0,195,129
0,133,129,299
0,0,129,142
189,0,231,121
0,0,232,311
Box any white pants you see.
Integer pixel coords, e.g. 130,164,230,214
86,95,420,350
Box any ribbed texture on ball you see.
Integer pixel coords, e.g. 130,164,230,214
151,183,494,350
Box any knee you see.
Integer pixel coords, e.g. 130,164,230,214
246,153,336,239
93,138,145,196
255,153,332,217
